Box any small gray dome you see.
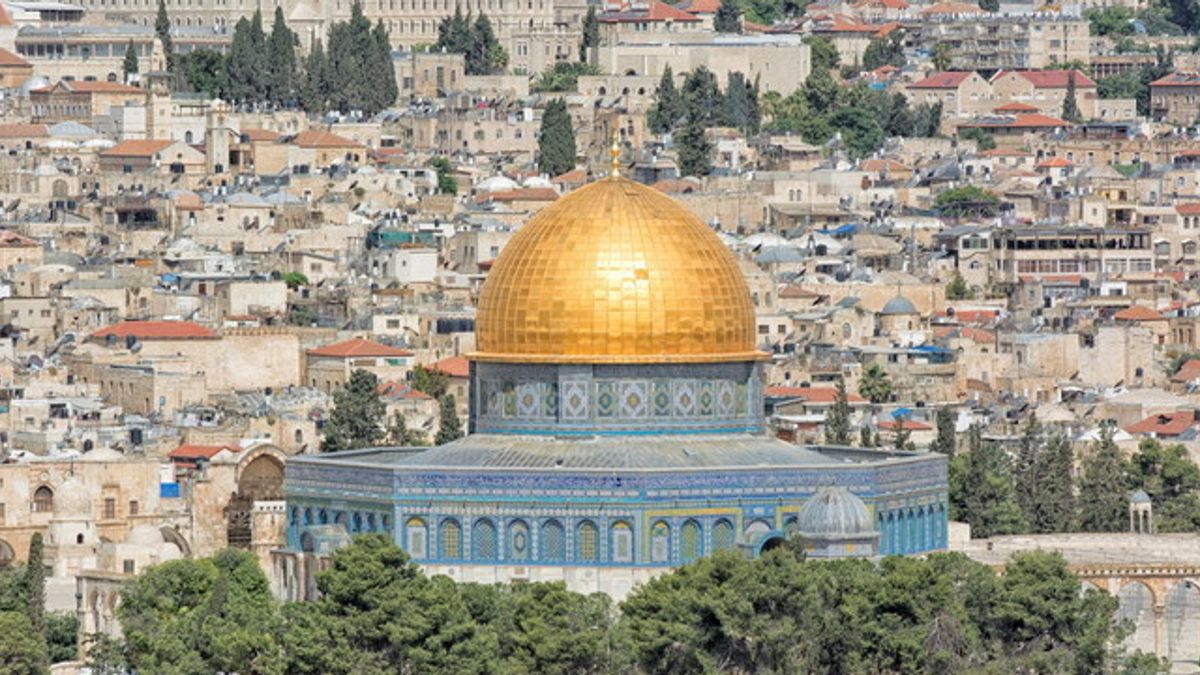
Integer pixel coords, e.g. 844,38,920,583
1130,490,1152,504
881,295,918,316
797,487,874,537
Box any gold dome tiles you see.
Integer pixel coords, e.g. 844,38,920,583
471,176,764,364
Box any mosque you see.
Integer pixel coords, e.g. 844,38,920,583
274,154,949,601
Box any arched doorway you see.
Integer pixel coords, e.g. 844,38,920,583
0,540,13,568
1118,581,1157,657
225,452,284,548
1166,581,1200,671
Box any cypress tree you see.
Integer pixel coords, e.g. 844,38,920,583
648,65,681,134
932,406,956,456
1062,71,1082,123
435,395,463,444
580,5,599,62
892,418,914,452
24,534,44,635
537,98,576,177
468,13,500,75
1030,434,1076,533
371,20,398,113
1013,414,1043,524
676,117,712,177
714,0,742,33
681,66,721,127
722,71,759,134
326,2,376,113
155,0,173,71
266,6,297,106
436,6,471,55
956,438,1027,538
824,379,852,446
860,425,875,447
320,369,386,453
122,41,139,81
1077,425,1127,532
299,39,329,113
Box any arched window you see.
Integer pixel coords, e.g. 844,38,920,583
439,519,462,559
406,517,427,559
610,521,633,562
651,521,670,563
303,508,313,526
352,513,363,533
472,519,497,560
33,486,53,513
576,520,599,562
713,519,735,550
540,519,565,561
744,520,771,548
508,519,529,561
681,520,703,563
0,540,13,568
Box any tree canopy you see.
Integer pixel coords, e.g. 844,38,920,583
537,98,576,178
435,8,508,75
320,369,387,452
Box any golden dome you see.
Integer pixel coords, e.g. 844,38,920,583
471,176,763,364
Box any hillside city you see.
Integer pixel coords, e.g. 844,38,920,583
4,0,1200,670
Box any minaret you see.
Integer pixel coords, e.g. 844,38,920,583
205,100,234,176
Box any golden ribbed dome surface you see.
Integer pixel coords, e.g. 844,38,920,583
471,176,761,364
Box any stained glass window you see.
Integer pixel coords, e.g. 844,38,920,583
577,520,599,562
509,520,529,561
541,519,565,561
651,521,670,563
681,520,702,563
406,517,427,559
439,519,462,559
473,519,497,560
713,519,735,550
611,522,633,562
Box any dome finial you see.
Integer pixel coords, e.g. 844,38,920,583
610,129,621,178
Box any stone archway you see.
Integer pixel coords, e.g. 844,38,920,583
225,449,285,548
1118,580,1158,657
0,539,13,568
1166,581,1200,672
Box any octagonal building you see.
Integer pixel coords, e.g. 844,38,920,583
275,170,948,600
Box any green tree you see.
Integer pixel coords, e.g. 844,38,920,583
84,633,129,674
537,98,576,178
531,62,601,93
945,270,974,300
410,364,449,399
24,533,44,635
1013,414,1044,523
1062,71,1083,123
435,394,463,444
155,0,174,71
122,41,139,80
580,5,599,61
323,2,397,114
892,418,915,451
267,6,297,106
675,117,712,177
934,184,1001,217
1086,5,1136,36
803,66,839,114
387,412,427,446
299,39,330,113
950,427,1027,537
826,106,884,158
45,612,78,663
860,425,876,447
176,48,229,98
1125,438,1200,532
862,32,905,70
857,363,892,404
932,406,956,455
1077,424,1128,532
681,67,722,126
824,379,852,446
806,35,839,71
0,611,49,674
932,42,952,70
959,126,996,151
647,65,682,134
1028,434,1076,533
722,71,760,134
227,11,269,104
913,100,943,136
370,20,399,111
978,0,998,10
426,156,458,194
119,549,283,674
436,9,506,75
281,271,308,289
321,369,387,452
714,0,742,32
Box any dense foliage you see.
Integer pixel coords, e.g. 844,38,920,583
0,536,77,669
83,536,1151,674
320,368,387,452
933,185,1002,216
434,8,508,75
537,98,577,177
531,62,602,93
647,67,760,175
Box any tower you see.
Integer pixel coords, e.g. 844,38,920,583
205,100,235,177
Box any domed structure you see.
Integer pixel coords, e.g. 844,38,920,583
473,176,759,364
53,476,91,518
796,487,879,559
880,294,918,316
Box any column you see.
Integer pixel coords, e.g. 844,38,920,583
1154,603,1166,659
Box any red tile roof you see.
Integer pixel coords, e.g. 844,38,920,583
765,386,866,404
1113,305,1166,321
377,381,434,400
431,355,470,378
909,71,975,89
678,0,720,13
1177,202,1200,215
291,129,362,148
993,101,1040,113
860,158,910,172
0,48,29,67
1171,359,1200,383
552,168,587,184
599,0,700,22
998,69,1096,89
307,337,414,358
1036,157,1072,168
1151,72,1200,87
100,139,175,158
0,230,40,247
1125,411,1196,436
240,128,281,142
91,320,217,340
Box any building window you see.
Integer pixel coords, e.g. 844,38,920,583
576,520,598,562
611,521,632,562
123,560,135,574
32,486,53,513
681,520,703,563
651,521,670,563
713,519,735,550
438,519,462,559
540,519,565,561
405,517,427,559
103,498,116,519
508,519,529,561
472,518,497,560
